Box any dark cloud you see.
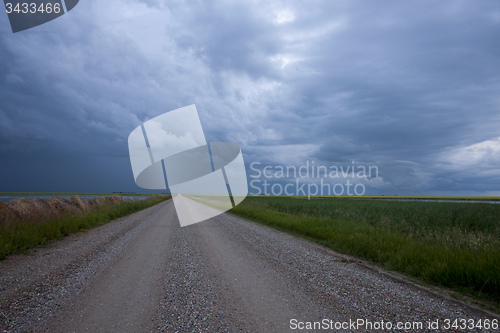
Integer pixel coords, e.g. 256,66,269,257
0,0,499,195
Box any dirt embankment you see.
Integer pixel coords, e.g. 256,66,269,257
0,195,167,227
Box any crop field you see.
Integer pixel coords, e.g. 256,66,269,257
229,196,500,307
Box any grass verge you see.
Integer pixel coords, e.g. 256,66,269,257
0,192,160,196
230,196,500,311
0,196,169,260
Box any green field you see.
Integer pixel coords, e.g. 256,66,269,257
290,195,500,201
0,196,170,259
229,196,500,309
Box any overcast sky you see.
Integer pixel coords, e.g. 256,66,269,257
1,0,499,195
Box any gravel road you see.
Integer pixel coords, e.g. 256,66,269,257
0,199,498,333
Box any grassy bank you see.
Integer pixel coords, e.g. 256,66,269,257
0,196,170,259
230,196,500,308
0,192,162,196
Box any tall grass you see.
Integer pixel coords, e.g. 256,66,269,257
230,197,500,306
0,196,169,259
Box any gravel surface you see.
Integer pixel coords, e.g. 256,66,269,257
0,199,498,333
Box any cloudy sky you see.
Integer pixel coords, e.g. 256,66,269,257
1,0,499,195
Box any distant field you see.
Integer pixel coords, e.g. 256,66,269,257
263,195,500,201
230,196,500,308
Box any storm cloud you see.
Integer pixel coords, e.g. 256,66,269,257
0,0,499,195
